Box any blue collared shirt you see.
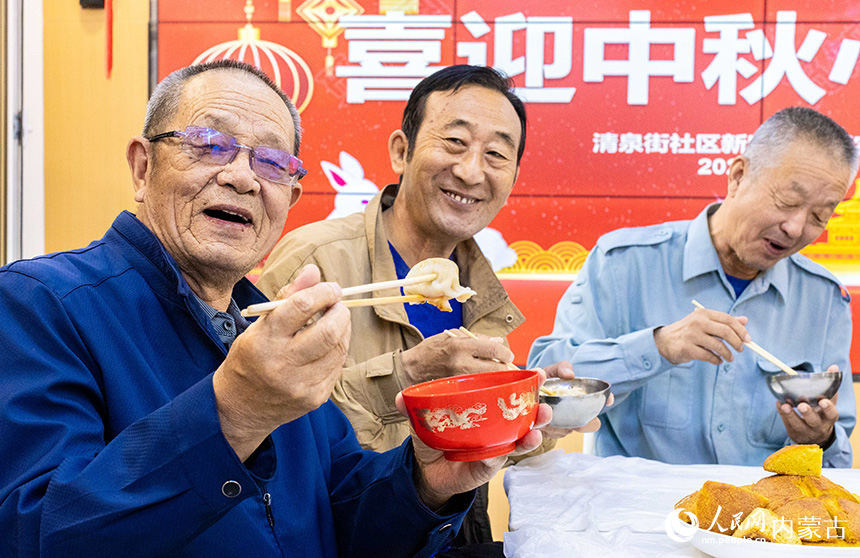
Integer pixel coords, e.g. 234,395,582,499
529,205,856,468
190,292,250,348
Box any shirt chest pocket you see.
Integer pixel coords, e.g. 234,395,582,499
745,358,813,449
639,363,693,429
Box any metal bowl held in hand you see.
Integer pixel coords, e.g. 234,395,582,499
540,377,611,429
765,370,842,408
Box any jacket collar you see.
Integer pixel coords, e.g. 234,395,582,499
108,211,267,311
683,204,789,301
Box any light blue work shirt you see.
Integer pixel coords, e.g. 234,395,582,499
529,205,856,468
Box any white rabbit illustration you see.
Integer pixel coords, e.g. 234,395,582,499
322,152,380,220
474,228,519,272
321,151,518,272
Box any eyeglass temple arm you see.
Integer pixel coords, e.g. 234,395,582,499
146,130,181,142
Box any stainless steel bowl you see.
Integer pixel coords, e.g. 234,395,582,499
765,370,842,407
540,377,611,428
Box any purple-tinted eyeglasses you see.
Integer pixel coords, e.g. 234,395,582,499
147,126,307,186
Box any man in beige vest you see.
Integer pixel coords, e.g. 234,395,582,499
257,65,604,556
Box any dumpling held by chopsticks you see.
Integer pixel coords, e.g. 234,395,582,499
404,258,476,312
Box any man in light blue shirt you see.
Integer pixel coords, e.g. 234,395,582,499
529,107,858,468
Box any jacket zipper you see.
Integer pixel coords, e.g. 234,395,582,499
263,491,275,528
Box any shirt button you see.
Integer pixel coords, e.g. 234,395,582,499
223,321,233,331
222,480,242,498
505,314,514,323
437,524,452,534
642,358,652,371
717,424,726,433
724,364,731,372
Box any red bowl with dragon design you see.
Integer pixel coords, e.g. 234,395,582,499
401,369,540,461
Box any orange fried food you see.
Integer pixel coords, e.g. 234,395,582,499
838,498,860,543
697,481,770,535
819,497,860,544
773,498,833,542
673,446,860,546
733,507,801,545
753,475,811,510
805,475,860,504
763,444,823,476
674,491,699,524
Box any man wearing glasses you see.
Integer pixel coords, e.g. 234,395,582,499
0,60,551,557
529,107,857,469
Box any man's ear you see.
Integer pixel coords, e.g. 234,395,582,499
726,155,748,199
388,129,408,176
127,137,150,203
288,182,302,209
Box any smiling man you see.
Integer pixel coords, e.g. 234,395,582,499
256,65,595,556
0,61,556,558
530,107,858,469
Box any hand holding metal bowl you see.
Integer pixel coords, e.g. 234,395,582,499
766,370,842,408
690,302,843,410
540,377,611,429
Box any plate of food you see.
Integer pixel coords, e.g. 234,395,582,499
690,527,859,558
673,445,860,557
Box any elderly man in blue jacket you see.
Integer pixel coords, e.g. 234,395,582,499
0,60,550,558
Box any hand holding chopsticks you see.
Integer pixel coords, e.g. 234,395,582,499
691,300,797,375
444,327,519,371
445,328,558,395
241,274,436,318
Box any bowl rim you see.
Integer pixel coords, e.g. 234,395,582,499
766,370,842,379
541,377,611,397
401,368,540,398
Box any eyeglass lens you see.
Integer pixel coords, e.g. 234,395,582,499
180,127,302,185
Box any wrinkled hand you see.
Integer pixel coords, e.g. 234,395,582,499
538,361,614,439
778,364,840,447
400,329,515,386
653,307,750,365
395,369,552,511
213,265,351,460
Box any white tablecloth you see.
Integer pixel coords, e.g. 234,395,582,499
502,450,860,558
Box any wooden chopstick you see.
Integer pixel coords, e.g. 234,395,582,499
691,300,797,375
241,293,426,318
341,294,425,308
743,341,798,376
241,299,288,317
340,274,436,298
241,272,438,318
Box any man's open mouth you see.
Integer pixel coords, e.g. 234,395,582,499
204,207,252,225
767,240,787,252
442,189,478,205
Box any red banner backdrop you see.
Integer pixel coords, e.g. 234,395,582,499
156,0,860,372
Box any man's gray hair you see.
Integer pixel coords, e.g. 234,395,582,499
744,107,859,179
142,60,302,156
